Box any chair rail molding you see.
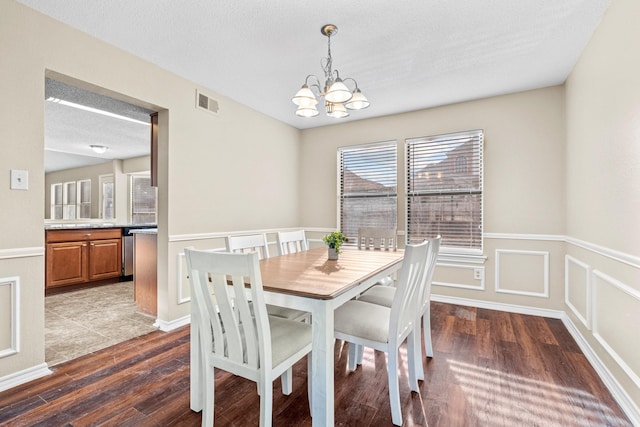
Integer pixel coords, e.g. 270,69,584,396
0,246,44,260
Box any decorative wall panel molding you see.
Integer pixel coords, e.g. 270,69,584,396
592,270,640,390
564,255,591,328
495,249,549,297
177,247,226,305
0,277,20,358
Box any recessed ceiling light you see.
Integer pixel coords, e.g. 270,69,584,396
46,97,150,126
90,145,109,154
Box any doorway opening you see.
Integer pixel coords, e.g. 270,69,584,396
43,72,161,366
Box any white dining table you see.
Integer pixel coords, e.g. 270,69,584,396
190,246,405,426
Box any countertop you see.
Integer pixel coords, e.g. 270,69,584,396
45,223,157,230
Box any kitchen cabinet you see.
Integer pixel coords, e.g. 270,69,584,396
46,228,122,291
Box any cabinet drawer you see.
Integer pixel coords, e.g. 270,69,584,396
46,228,121,243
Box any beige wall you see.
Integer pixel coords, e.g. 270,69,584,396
564,0,640,411
0,1,299,381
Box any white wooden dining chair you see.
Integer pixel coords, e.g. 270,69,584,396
357,236,441,380
185,249,312,427
227,234,310,335
357,227,398,286
276,230,308,256
227,233,271,259
334,240,430,426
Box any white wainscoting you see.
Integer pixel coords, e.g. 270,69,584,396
0,277,20,359
591,270,640,390
564,255,591,329
495,249,549,298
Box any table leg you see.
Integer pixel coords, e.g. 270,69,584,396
311,301,334,426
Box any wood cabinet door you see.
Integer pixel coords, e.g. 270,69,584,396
46,242,88,288
89,239,122,280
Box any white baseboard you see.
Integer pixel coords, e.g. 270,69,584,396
431,294,564,319
431,294,640,426
0,363,51,393
154,314,190,332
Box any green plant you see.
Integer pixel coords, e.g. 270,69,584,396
323,231,347,254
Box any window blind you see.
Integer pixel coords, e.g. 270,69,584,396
131,175,157,224
406,130,483,251
339,141,397,243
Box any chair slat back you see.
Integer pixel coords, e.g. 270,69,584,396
185,249,271,377
388,240,430,345
227,234,270,259
419,236,441,312
277,230,309,256
357,227,397,250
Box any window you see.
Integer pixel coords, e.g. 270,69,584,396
99,174,114,220
130,174,157,224
51,183,63,220
338,141,397,242
406,129,483,252
50,179,92,220
77,179,91,219
63,181,77,220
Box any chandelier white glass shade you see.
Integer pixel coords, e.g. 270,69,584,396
292,24,370,118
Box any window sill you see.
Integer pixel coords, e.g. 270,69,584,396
437,251,486,264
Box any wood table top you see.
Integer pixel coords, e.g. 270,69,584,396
259,246,404,300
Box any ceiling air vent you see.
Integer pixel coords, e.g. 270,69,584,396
196,90,219,115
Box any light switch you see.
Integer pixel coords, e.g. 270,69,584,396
10,169,28,190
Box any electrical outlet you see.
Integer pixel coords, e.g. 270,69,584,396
473,268,483,280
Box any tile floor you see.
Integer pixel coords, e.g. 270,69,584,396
45,281,157,366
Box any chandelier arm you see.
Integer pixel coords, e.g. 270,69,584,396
341,77,359,90
304,74,323,96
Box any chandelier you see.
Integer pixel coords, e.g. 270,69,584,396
292,24,370,118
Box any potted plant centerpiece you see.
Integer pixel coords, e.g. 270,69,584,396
323,231,347,260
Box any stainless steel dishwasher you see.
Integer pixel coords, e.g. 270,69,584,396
121,225,156,279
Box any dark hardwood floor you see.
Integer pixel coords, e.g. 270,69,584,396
0,302,632,426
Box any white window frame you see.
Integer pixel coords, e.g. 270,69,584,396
405,129,484,255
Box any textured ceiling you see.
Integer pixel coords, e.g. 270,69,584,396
44,79,154,172
19,0,610,170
